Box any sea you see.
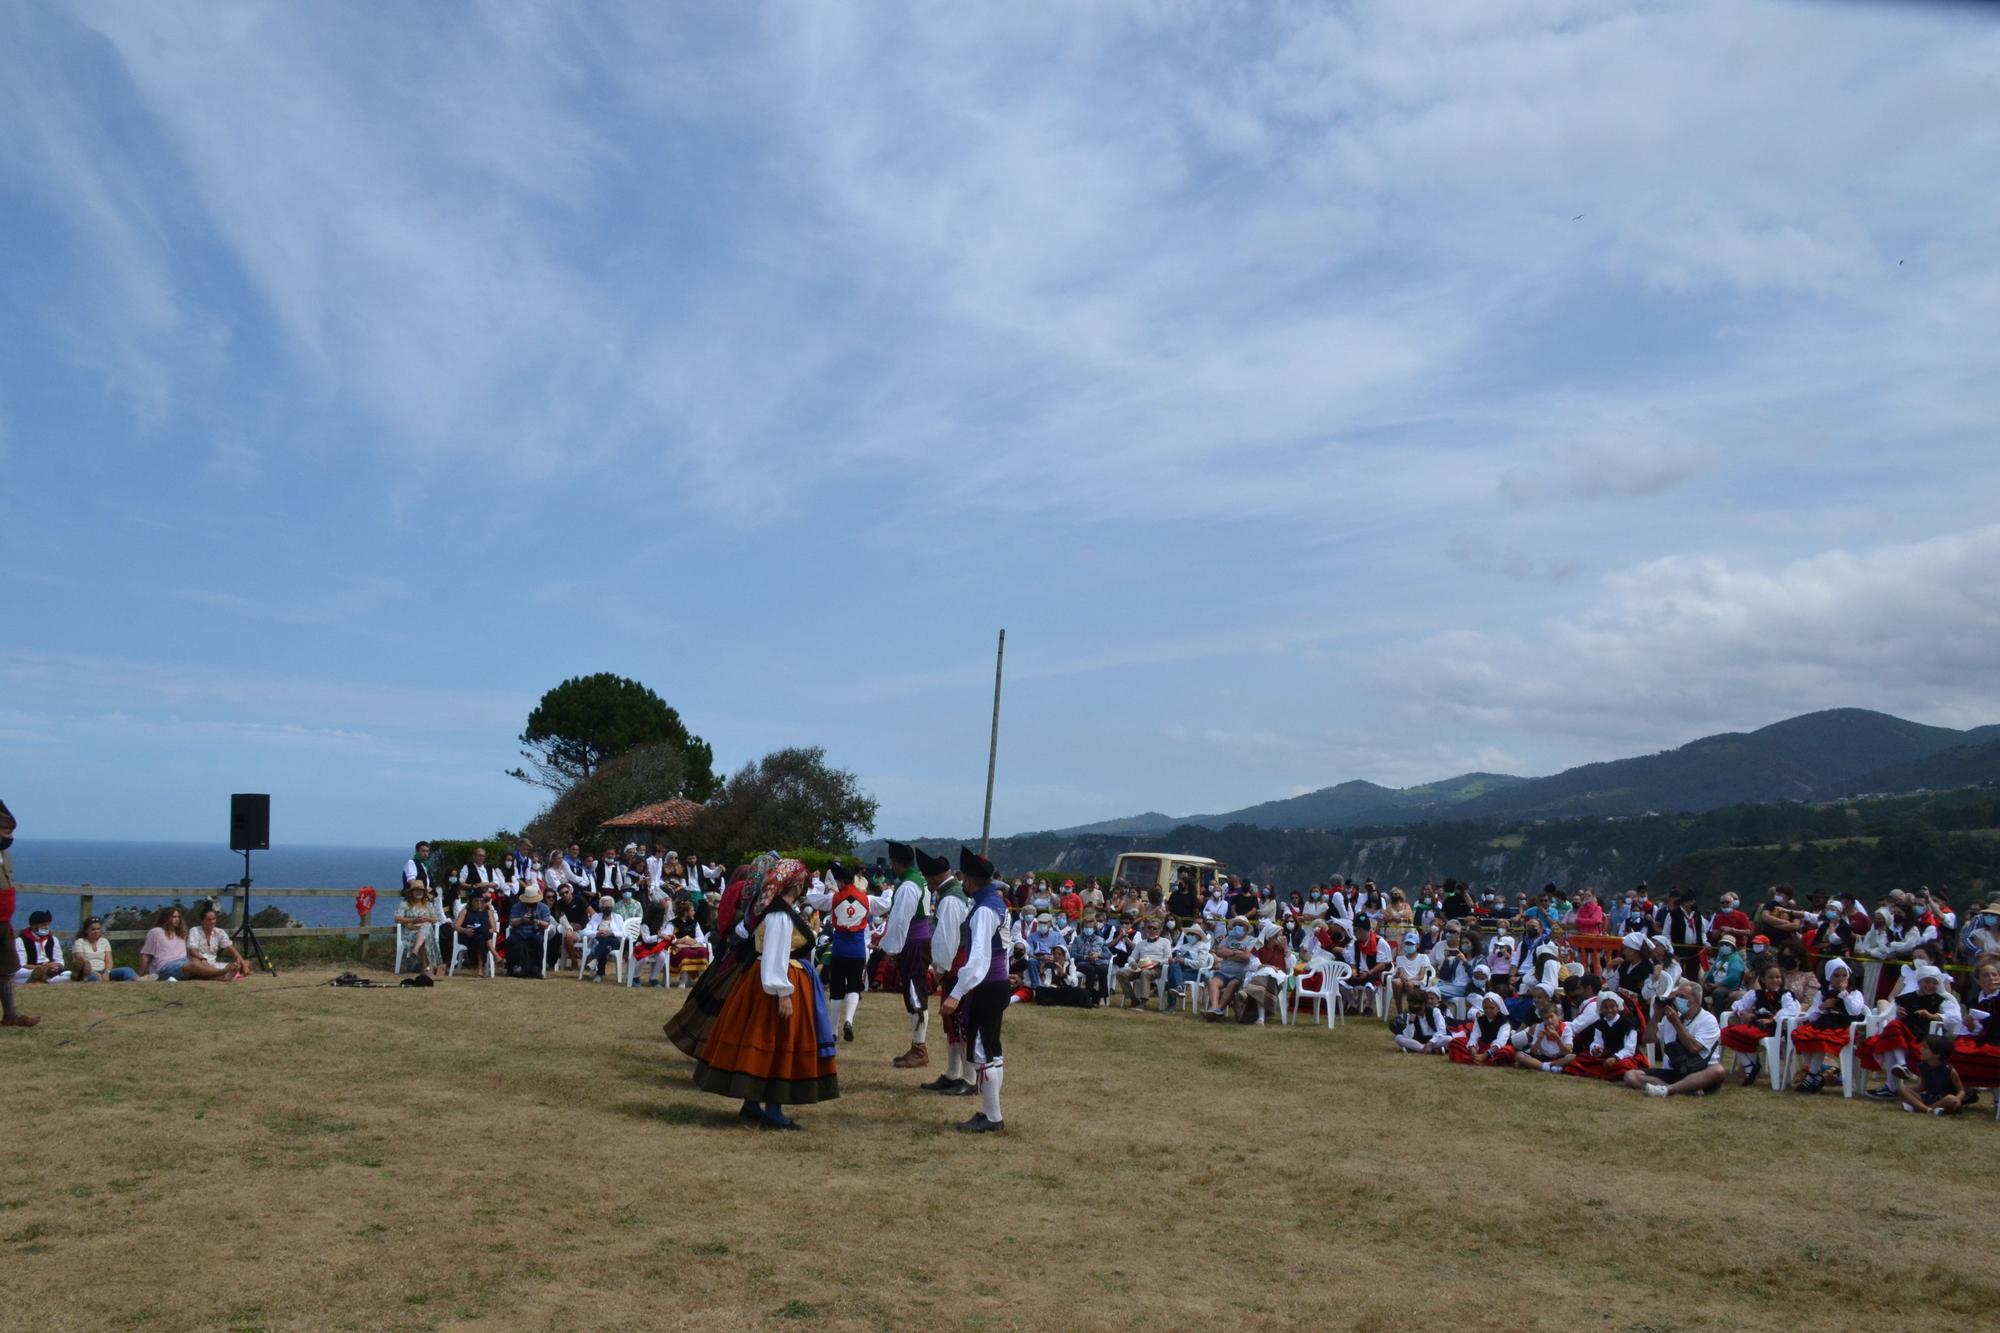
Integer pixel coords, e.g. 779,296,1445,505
8,839,409,928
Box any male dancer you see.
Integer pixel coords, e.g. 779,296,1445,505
877,842,935,1068
921,849,975,1095
941,847,1011,1133
818,861,886,1043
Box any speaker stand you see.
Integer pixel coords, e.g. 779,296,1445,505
232,848,277,977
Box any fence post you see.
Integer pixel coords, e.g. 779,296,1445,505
76,885,94,934
357,905,371,963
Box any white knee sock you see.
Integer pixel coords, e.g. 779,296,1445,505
945,1042,965,1080
979,1057,1004,1122
842,992,860,1025
1883,1052,1905,1090
913,1011,929,1045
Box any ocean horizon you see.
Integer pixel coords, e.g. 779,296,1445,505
8,838,412,930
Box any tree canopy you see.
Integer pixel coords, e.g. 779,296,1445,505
520,741,693,850
508,673,715,799
690,747,878,858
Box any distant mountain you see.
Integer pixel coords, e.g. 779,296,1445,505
1834,738,2000,798
975,708,1999,846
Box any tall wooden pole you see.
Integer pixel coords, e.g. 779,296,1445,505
981,629,1005,856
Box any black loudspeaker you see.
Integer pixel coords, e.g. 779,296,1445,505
230,793,270,851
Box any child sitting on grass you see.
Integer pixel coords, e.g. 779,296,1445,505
1901,1034,1965,1116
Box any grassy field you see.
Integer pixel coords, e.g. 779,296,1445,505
2,968,1996,1332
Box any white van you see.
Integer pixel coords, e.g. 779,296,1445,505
1110,852,1225,899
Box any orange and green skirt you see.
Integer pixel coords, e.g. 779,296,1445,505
691,960,840,1106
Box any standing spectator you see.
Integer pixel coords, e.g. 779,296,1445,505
1058,882,1084,924
1754,884,1806,948
140,905,190,981
402,841,434,903
1201,884,1229,927
1572,890,1605,935
68,917,138,982
186,904,250,980
1164,874,1198,922
13,910,70,985
0,798,37,1026
1708,892,1753,947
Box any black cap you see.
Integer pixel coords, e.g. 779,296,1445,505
828,860,854,883
887,841,915,865
959,846,994,880
915,849,950,877
27,909,52,925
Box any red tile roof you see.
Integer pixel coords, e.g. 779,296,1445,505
601,798,704,830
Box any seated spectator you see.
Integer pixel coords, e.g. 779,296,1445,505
1389,930,1430,1015
14,910,70,984
1025,914,1063,989
68,917,137,982
451,888,500,973
1719,962,1801,1085
630,900,673,987
1903,1034,1967,1116
505,886,551,978
1342,915,1392,1011
140,906,190,981
1625,980,1725,1098
1394,986,1451,1053
1203,918,1254,1017
1447,992,1514,1065
394,883,441,977
1237,923,1289,1025
1566,991,1645,1081
1120,917,1172,1009
1070,916,1111,1006
1508,997,1575,1073
1790,959,1865,1093
1703,933,1746,1010
1857,963,1962,1102
580,895,627,981
1754,884,1806,948
1485,934,1519,991
1640,934,1684,1021
669,898,710,985
1950,958,2000,1093
1381,888,1414,934
185,904,251,980
1164,923,1210,1014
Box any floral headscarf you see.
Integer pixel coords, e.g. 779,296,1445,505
762,856,811,898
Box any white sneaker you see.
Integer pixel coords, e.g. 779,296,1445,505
1643,1083,1669,1098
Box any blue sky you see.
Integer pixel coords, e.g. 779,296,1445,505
4,1,1998,845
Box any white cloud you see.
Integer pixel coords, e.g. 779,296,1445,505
1385,523,2000,748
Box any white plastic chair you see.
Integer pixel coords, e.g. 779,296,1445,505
1178,966,1214,1017
578,928,626,983
1288,959,1344,1029
448,927,496,978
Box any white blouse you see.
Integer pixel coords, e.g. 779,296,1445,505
759,911,797,998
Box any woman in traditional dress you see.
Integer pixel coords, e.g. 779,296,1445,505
663,857,771,1057
689,857,839,1129
1949,958,2000,1096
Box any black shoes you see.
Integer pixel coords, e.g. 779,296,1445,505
956,1113,1003,1134
842,1021,855,1043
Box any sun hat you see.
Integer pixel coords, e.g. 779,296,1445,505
520,886,544,904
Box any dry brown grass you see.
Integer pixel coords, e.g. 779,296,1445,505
1,968,1995,1332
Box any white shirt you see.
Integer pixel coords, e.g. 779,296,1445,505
71,936,113,976
758,910,797,997
582,911,626,942
187,925,230,966
931,882,969,974
949,904,1007,1004
645,855,663,891
1657,1005,1721,1061
1126,935,1172,969
880,877,926,955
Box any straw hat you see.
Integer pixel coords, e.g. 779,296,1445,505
519,886,544,904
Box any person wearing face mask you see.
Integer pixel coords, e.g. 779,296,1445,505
1703,933,1746,1009
1721,961,1801,1086
1164,923,1210,1013
1624,980,1726,1098
1789,958,1867,1093
1707,893,1752,947
1201,885,1229,928
1394,985,1452,1054
1566,991,1646,1082
1753,884,1804,947
1202,918,1254,1018
1388,931,1430,1016
1857,964,1962,1101
1964,900,2000,962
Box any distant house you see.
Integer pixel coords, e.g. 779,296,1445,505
601,799,704,850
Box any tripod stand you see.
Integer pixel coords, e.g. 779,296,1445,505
232,847,277,976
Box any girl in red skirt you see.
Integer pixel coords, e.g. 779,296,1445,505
1856,964,1963,1101
1790,958,1866,1093
690,858,839,1130
1446,992,1515,1066
1566,991,1645,1080
1949,958,2000,1094
1719,962,1801,1087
